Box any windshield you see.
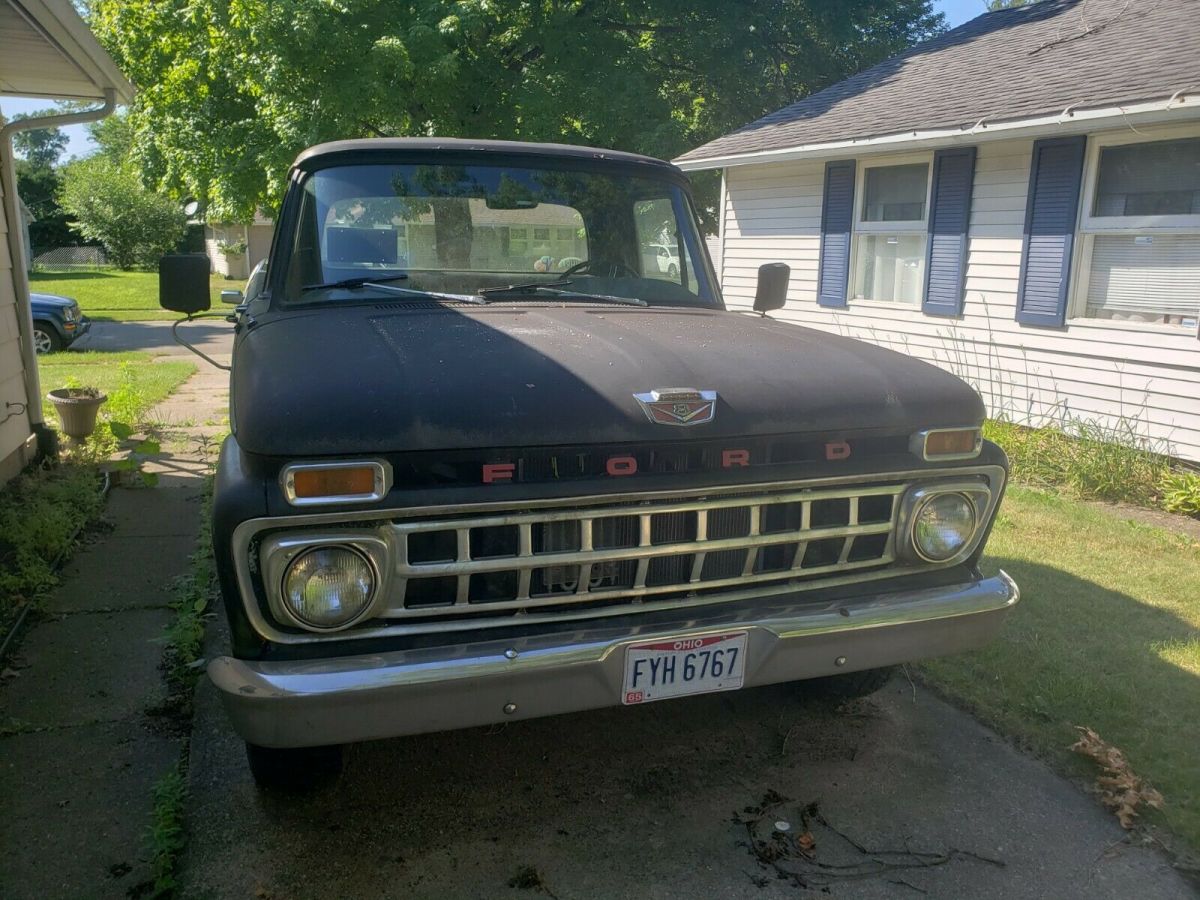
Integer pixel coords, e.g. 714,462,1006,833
282,161,718,307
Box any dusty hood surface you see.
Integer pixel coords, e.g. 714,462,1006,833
231,303,984,456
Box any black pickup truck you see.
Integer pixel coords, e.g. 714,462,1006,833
161,138,1017,789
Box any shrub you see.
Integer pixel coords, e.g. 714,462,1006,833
1160,469,1200,519
983,417,1171,508
58,156,185,269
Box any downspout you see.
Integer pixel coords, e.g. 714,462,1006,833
0,88,116,455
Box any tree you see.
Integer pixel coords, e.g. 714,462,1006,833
58,155,186,269
11,113,67,170
10,109,75,252
89,1,945,227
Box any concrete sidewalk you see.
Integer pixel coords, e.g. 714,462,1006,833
0,362,228,899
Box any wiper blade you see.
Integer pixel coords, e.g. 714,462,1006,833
478,281,647,307
478,279,574,295
302,275,409,291
302,277,486,305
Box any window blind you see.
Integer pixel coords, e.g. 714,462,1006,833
1086,233,1200,317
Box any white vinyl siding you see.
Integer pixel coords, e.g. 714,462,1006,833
719,133,1200,463
0,165,35,479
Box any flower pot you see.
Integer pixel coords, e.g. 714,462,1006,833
47,388,107,440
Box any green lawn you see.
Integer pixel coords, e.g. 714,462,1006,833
39,350,196,425
30,270,243,322
923,486,1200,849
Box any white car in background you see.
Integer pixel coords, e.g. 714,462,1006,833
647,243,678,279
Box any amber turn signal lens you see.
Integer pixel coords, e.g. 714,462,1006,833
292,466,377,499
924,429,981,458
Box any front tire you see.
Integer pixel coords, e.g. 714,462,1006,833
32,323,62,354
245,741,344,791
667,263,678,279
803,666,895,701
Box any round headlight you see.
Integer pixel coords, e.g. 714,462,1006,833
912,493,977,562
282,545,375,629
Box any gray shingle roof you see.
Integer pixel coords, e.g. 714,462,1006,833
677,0,1200,166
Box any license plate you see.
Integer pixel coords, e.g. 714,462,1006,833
621,632,747,705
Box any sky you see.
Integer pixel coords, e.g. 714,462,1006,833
1,0,986,162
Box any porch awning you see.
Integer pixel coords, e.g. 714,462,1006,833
0,0,133,102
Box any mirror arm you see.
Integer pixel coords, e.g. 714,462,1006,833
171,313,233,371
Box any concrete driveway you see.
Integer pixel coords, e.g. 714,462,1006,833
185,667,1194,899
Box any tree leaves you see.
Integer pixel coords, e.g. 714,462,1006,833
88,0,946,227
57,156,187,269
1071,726,1166,829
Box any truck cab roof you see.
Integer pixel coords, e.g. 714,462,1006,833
291,137,682,176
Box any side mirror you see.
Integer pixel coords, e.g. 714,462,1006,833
159,253,211,315
220,289,245,305
753,262,790,315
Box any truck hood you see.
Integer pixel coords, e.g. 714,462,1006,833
231,304,984,456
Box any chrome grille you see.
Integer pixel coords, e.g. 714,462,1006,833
384,483,906,620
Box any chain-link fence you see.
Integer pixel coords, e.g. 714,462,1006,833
31,246,109,271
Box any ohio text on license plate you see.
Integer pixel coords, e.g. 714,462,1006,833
622,633,747,705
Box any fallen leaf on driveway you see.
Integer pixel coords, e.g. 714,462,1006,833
1070,726,1164,829
796,831,816,856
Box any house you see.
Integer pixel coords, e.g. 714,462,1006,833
0,0,134,483
677,0,1200,462
205,211,274,280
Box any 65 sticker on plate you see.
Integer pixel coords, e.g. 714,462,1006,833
622,632,747,705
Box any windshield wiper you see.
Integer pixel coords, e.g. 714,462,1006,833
478,281,648,307
478,279,574,295
302,275,409,291
302,276,486,305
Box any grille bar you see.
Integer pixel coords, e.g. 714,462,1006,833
398,522,892,578
385,482,907,620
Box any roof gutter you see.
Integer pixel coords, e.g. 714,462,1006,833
1,88,116,437
674,92,1199,171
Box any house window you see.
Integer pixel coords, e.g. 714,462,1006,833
533,227,551,242
851,161,930,304
508,226,528,254
1076,132,1200,329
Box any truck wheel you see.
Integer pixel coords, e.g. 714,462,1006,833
804,666,895,701
32,323,61,354
245,742,344,791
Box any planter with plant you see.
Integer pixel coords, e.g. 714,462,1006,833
46,386,107,440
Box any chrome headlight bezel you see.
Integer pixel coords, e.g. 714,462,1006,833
898,480,994,567
260,531,390,632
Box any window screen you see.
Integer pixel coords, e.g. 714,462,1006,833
862,164,929,222
1093,137,1200,217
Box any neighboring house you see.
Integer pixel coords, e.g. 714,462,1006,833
0,0,134,483
205,211,274,279
677,0,1200,462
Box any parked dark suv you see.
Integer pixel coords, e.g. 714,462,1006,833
30,292,89,353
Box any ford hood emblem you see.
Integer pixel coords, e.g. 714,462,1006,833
633,388,718,427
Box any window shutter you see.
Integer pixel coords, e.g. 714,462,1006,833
1016,136,1086,326
817,160,855,308
923,147,976,316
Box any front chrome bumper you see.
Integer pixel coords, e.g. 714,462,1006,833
210,571,1019,748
